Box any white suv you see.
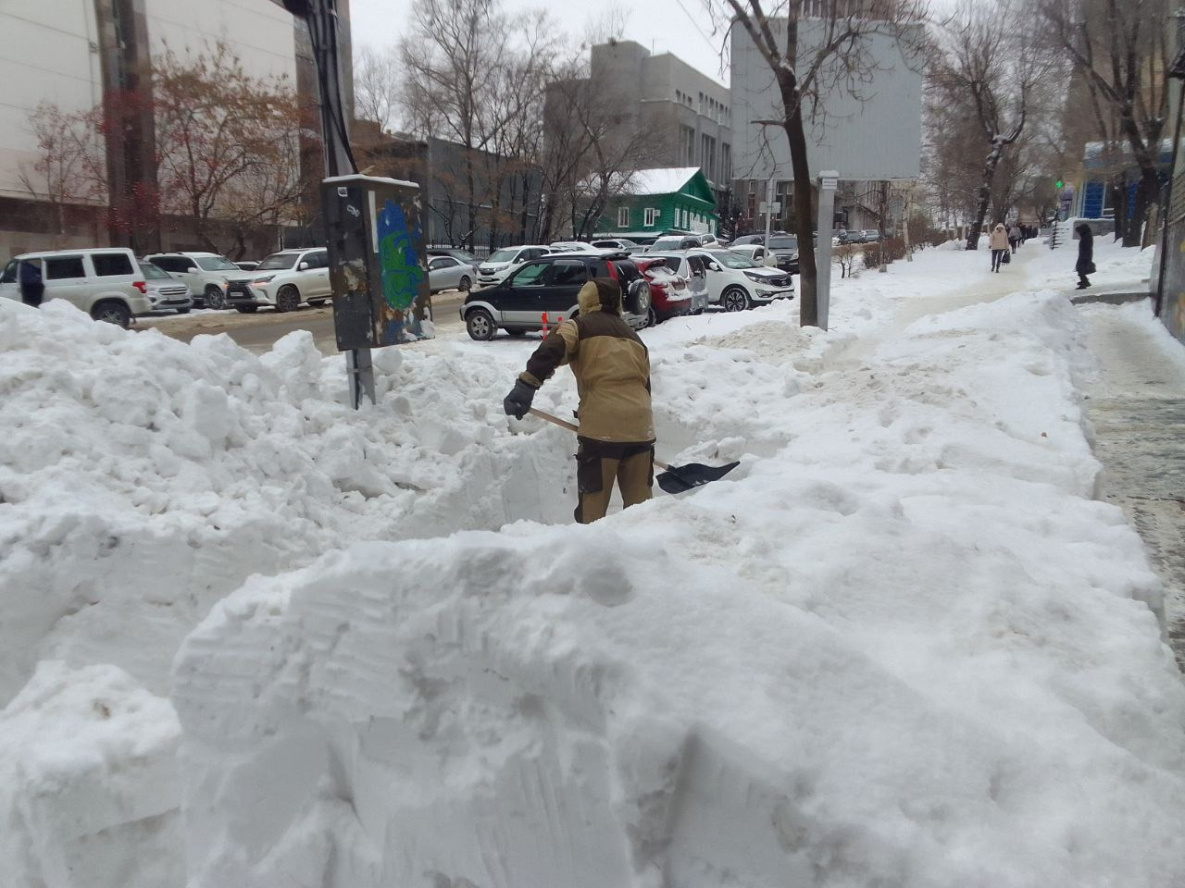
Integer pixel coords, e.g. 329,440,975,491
144,252,256,310
0,248,153,327
476,245,551,287
229,248,331,313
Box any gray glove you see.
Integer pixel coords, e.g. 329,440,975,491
503,379,536,419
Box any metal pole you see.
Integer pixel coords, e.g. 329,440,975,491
816,171,839,331
310,0,375,408
763,176,775,246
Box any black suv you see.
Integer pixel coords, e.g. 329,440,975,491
460,252,651,340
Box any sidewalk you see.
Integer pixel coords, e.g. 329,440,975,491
1077,300,1185,668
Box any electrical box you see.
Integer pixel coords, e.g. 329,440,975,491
321,174,431,350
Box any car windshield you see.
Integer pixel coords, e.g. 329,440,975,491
138,261,171,280
450,251,478,265
487,249,519,263
195,256,239,271
256,253,299,271
709,251,758,269
769,237,798,250
650,238,684,250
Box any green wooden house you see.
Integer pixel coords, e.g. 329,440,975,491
596,167,719,238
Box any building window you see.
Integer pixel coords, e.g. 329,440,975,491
681,125,696,166
644,207,659,227
618,206,630,228
721,144,731,181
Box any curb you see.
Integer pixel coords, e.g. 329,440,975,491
1069,291,1149,306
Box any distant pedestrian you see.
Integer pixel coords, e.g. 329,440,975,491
18,259,44,307
1075,222,1094,290
1008,224,1022,253
989,223,1009,272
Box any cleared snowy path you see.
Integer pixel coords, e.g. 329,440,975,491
1078,301,1185,668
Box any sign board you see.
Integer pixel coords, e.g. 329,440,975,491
759,201,782,214
731,20,924,181
821,177,838,190
322,175,431,350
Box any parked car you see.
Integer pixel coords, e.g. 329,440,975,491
838,229,864,244
648,249,794,312
548,241,601,253
228,247,331,313
138,260,193,314
427,248,481,267
428,254,477,293
0,248,154,327
460,252,651,340
647,234,703,252
634,257,705,323
637,254,711,316
234,260,260,272
144,251,256,309
729,243,770,266
591,238,639,250
862,229,882,243
476,245,551,288
766,235,800,273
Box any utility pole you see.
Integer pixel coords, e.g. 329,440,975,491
763,177,776,245
282,0,375,408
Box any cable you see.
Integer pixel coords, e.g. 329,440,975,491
304,1,358,174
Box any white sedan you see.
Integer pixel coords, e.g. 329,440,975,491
648,249,794,312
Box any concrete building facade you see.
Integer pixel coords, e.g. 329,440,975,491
0,0,345,258
587,40,733,205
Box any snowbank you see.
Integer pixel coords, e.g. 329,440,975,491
173,269,1185,886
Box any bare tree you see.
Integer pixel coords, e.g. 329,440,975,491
18,102,107,238
929,0,1057,250
353,45,402,133
704,0,927,327
1038,0,1169,247
152,42,311,253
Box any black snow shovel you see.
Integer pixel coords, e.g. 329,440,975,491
527,408,739,494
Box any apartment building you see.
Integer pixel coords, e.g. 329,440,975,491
0,0,348,257
586,40,733,206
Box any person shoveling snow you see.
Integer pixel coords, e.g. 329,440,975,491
503,277,656,523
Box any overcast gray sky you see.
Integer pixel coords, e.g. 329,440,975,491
349,0,732,87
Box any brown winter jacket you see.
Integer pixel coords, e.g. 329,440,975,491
519,278,655,444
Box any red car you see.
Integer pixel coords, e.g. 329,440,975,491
634,257,694,324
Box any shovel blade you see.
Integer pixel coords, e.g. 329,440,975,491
656,460,740,495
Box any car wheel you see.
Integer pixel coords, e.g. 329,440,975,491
647,307,659,328
276,285,300,313
722,286,750,312
466,308,496,341
90,300,131,328
204,285,227,310
459,275,472,292
626,279,651,316
236,305,259,314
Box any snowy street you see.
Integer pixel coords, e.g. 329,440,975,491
3,237,1185,887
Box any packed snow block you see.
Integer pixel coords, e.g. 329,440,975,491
0,662,182,888
175,509,1185,888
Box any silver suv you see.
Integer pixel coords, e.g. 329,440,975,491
144,252,256,309
0,248,153,327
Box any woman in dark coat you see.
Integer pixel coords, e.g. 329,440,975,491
1075,223,1093,290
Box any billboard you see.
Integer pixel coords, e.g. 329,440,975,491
730,19,924,182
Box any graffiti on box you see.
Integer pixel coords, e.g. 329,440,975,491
377,198,426,343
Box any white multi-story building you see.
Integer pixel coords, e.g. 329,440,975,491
0,0,347,257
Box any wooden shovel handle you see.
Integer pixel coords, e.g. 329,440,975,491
526,408,671,470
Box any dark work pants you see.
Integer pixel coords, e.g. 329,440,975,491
991,249,1005,271
574,439,654,524
20,283,44,307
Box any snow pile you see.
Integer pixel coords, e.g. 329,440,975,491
0,662,182,888
0,299,579,707
173,272,1185,886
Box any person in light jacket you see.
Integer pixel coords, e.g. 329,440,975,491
1075,222,1094,290
1008,223,1022,253
989,223,1009,272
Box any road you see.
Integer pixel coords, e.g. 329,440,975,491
139,290,469,354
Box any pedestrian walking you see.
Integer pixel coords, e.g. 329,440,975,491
1008,223,1022,254
989,223,1009,272
1075,222,1094,290
18,259,44,307
503,277,655,524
